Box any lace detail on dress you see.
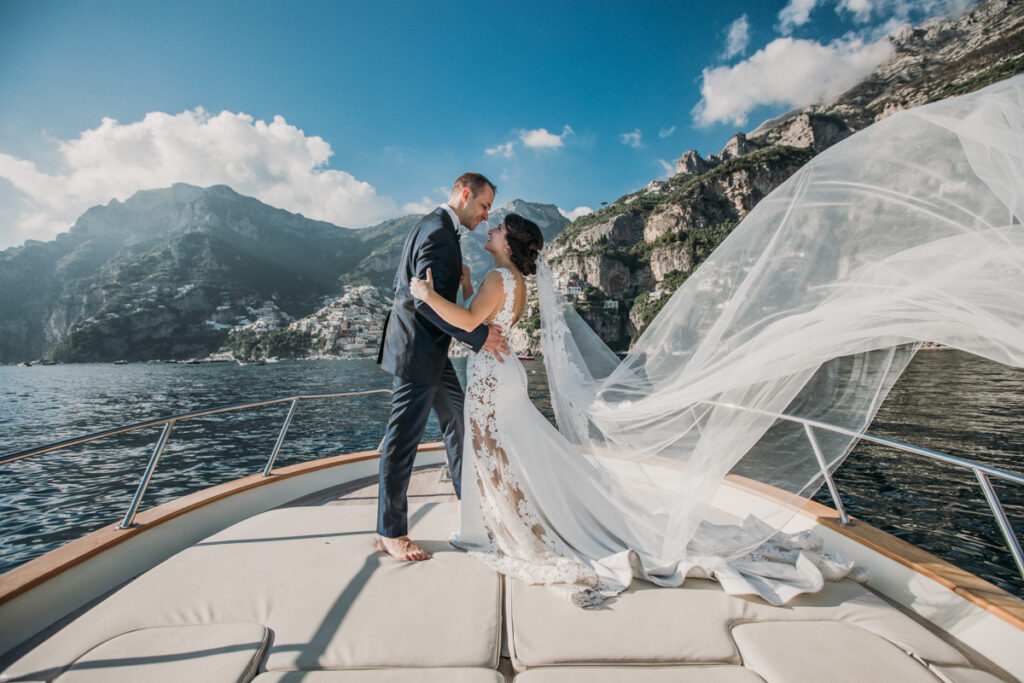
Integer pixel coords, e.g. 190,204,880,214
488,267,518,333
457,267,605,606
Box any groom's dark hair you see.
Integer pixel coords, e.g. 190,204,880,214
453,172,496,198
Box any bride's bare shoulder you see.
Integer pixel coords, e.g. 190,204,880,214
479,269,505,289
473,270,506,303
480,268,515,289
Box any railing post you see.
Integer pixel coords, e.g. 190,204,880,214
118,420,175,529
975,470,1024,583
375,435,386,453
263,399,299,477
803,423,852,526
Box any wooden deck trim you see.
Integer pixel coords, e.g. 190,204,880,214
0,442,445,607
724,473,1024,630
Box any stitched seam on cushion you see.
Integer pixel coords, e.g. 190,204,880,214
493,574,505,670
506,580,523,671
728,619,928,673
728,617,967,666
55,622,269,682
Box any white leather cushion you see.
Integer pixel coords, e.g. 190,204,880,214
52,623,267,683
3,503,501,680
508,579,742,667
512,666,766,682
253,669,506,682
506,577,969,670
732,621,939,683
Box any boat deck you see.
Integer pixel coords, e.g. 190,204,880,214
0,465,1016,682
284,464,459,508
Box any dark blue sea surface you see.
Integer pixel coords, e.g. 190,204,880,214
0,352,1021,596
811,349,1024,596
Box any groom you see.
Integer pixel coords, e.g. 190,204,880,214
375,172,508,561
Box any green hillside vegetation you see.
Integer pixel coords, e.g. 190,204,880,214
929,53,1024,102
225,328,317,360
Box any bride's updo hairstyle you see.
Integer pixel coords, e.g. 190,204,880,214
504,213,544,276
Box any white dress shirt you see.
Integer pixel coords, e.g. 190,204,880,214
441,204,461,232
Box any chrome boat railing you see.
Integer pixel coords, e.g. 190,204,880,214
0,389,392,530
705,400,1024,583
1,391,1021,584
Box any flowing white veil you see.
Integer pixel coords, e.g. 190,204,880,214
536,74,1024,566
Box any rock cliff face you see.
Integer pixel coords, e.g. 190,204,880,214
543,0,1023,350
546,145,811,348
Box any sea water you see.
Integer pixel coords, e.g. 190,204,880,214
0,352,1020,594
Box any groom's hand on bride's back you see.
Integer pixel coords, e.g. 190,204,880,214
483,325,508,362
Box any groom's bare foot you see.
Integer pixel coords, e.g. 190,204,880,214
376,535,431,561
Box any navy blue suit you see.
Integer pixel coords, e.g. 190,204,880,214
376,208,487,538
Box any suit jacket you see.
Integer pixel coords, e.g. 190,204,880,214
377,208,488,383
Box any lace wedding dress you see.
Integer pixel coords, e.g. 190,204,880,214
451,268,862,607
452,268,619,606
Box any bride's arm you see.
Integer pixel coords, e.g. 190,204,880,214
411,269,503,332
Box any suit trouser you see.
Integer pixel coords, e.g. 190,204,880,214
377,360,464,538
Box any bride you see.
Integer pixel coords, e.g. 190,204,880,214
411,75,1024,607
409,215,620,605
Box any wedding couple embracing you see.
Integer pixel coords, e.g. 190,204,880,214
374,172,555,554
377,171,641,606
374,170,524,562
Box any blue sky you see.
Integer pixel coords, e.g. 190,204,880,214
0,0,975,248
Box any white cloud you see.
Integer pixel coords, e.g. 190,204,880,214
657,159,675,179
838,0,875,22
402,185,449,215
723,14,751,58
0,108,401,247
620,129,643,148
559,206,593,221
401,196,439,215
692,35,893,127
519,125,574,150
778,0,820,34
658,126,677,138
485,141,515,158
401,185,450,215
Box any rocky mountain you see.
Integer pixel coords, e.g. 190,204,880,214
544,0,1023,352
0,186,570,363
0,184,383,362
